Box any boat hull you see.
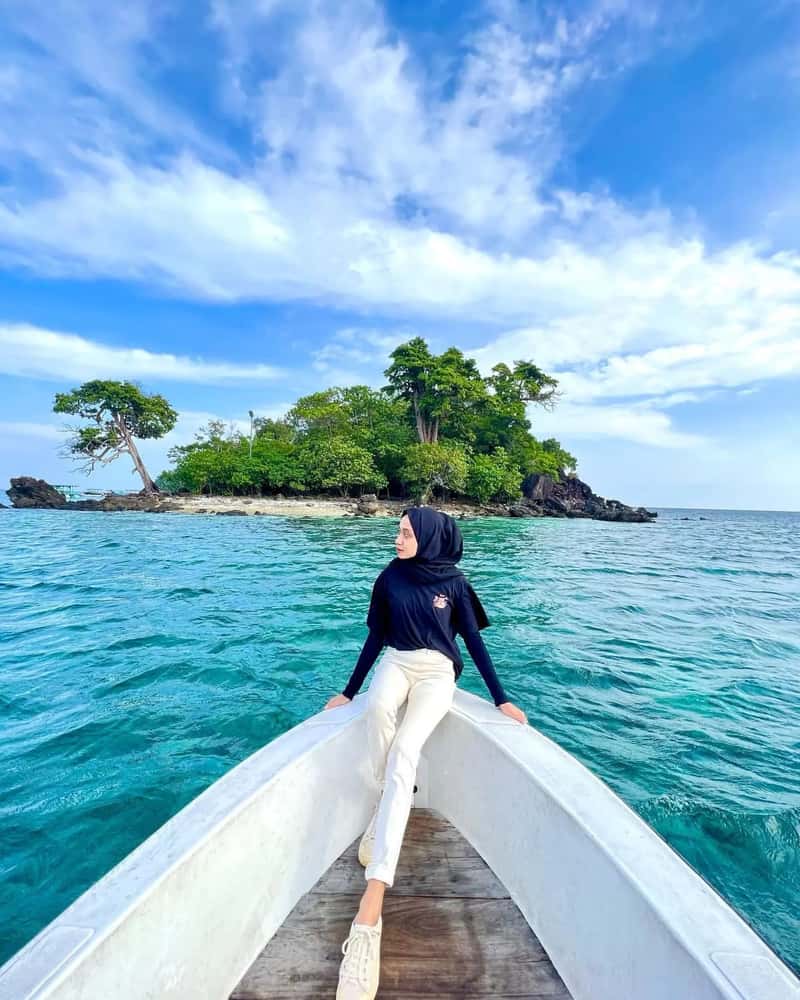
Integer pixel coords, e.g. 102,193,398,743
1,690,797,1000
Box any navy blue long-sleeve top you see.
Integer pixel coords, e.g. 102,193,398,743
342,563,509,706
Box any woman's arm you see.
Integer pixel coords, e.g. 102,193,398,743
452,579,517,710
461,628,508,706
338,570,389,700
341,627,385,700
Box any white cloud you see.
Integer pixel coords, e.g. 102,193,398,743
0,421,66,441
529,400,706,448
466,240,800,444
0,0,798,472
0,324,285,383
0,1,226,167
311,327,405,377
0,156,289,298
0,0,716,311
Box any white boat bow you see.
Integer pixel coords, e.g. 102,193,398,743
1,689,798,1000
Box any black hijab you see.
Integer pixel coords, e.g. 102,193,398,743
392,505,490,628
397,506,463,582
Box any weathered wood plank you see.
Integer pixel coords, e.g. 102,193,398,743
233,895,567,998
230,808,572,1000
316,810,509,898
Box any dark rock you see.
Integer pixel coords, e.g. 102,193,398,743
356,494,380,515
544,495,569,514
217,509,247,516
521,473,554,502
508,503,537,518
8,477,68,508
519,472,656,523
479,502,509,516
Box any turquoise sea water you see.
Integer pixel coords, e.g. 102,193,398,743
1,506,799,972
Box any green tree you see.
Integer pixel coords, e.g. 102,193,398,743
399,442,468,503
510,436,577,480
286,386,413,490
162,418,307,495
253,416,295,443
539,437,577,474
466,448,523,504
339,385,415,487
53,380,177,493
286,390,349,438
487,361,560,410
169,442,240,494
299,438,387,496
382,337,435,442
150,340,575,499
384,338,487,444
155,468,188,493
250,437,306,492
473,361,561,453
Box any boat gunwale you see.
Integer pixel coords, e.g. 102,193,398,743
430,695,800,999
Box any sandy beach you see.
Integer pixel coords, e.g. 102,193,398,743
161,495,477,518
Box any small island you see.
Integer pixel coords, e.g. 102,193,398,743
6,337,656,523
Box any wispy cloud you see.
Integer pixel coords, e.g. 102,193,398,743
0,0,799,467
0,421,66,441
529,400,706,448
0,325,285,383
311,327,405,378
0,0,717,311
0,156,289,298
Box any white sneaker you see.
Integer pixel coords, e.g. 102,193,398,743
358,801,380,867
336,915,382,999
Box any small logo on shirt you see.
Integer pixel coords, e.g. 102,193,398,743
432,593,449,609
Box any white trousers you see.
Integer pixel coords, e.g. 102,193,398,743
364,645,456,887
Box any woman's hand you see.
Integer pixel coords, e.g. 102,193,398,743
324,693,352,711
497,701,527,725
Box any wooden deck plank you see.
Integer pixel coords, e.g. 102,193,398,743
231,808,572,999
316,810,509,898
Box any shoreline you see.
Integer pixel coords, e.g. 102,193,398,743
5,477,658,522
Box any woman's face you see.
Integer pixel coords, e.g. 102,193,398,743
395,514,418,559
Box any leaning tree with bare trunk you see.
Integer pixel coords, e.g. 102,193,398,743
53,380,178,494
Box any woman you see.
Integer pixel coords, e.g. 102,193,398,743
323,505,528,1000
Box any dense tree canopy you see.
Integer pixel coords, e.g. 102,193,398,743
155,338,577,503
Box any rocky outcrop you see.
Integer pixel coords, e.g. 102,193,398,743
355,493,381,516
7,477,179,513
7,477,68,508
515,473,656,522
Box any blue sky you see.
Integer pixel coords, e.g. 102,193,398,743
1,0,798,509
